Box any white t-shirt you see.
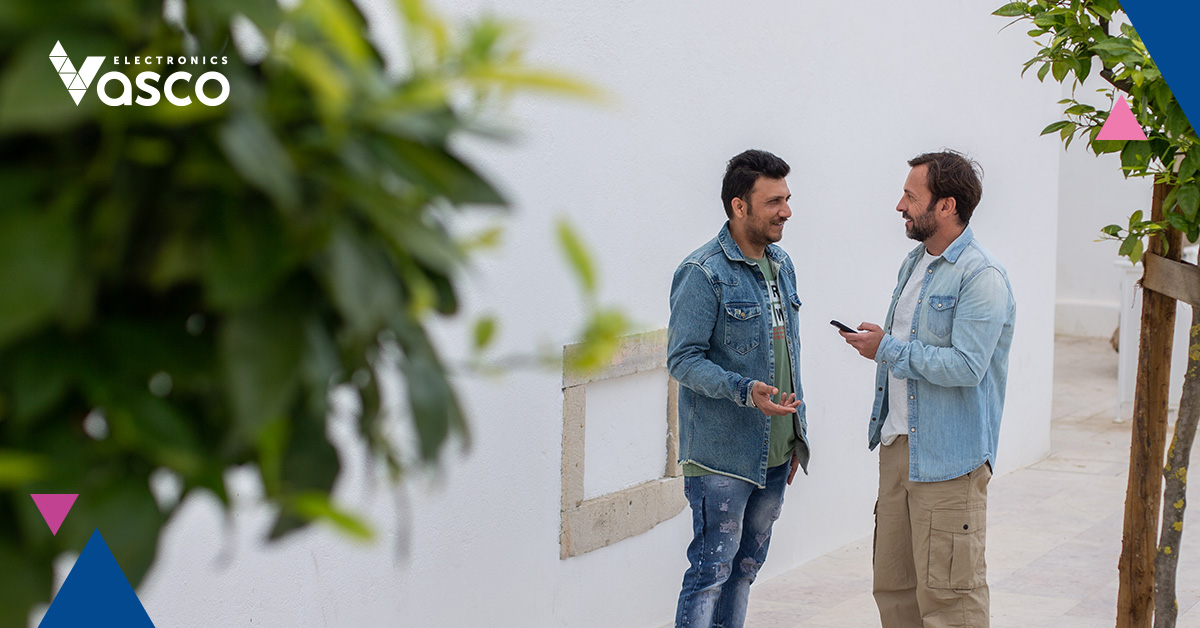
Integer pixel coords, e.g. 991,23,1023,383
882,251,939,446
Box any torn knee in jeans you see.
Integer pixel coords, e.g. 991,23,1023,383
739,557,763,578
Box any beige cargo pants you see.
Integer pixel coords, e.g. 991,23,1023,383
873,436,991,628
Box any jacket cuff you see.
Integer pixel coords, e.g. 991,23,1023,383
737,377,756,407
875,334,900,365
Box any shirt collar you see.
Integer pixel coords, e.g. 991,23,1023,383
938,226,974,263
914,226,974,263
717,221,785,264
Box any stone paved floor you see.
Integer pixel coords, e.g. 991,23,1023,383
737,335,1200,628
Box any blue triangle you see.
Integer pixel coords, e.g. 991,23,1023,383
1121,1,1200,132
38,529,157,628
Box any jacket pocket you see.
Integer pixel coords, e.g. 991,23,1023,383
723,302,761,354
927,508,986,590
926,295,956,338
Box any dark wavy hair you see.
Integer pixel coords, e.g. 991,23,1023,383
908,151,984,225
721,149,790,218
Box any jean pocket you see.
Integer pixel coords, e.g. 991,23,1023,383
723,302,761,354
925,295,956,338
927,508,986,590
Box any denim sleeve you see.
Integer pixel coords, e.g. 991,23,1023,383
875,267,1012,387
667,262,755,406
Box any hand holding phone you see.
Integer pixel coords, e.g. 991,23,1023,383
830,319,859,334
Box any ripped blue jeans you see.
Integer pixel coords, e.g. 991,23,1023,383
675,460,790,628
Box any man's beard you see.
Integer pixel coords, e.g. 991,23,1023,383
746,201,782,247
905,199,938,242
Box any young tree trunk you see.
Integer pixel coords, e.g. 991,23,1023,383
1118,181,1182,628
1154,305,1200,628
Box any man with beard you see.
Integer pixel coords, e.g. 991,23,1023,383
840,151,1015,628
668,149,811,628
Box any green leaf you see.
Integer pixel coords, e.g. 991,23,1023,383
458,225,504,252
1091,39,1134,54
1183,150,1200,180
1101,224,1123,237
1093,138,1125,155
1037,62,1051,82
1077,55,1093,82
218,113,300,212
278,397,338,495
219,302,305,438
377,137,506,206
564,308,631,375
1177,183,1200,221
324,223,403,343
0,451,49,487
1120,140,1153,175
290,492,374,541
202,204,296,309
1119,233,1138,257
0,209,77,350
1041,120,1071,135
1168,211,1190,233
1164,187,1180,217
472,316,497,350
993,2,1028,17
294,0,373,68
1059,121,1077,142
1051,60,1069,82
7,335,74,426
0,539,52,628
1033,13,1060,27
1131,209,1144,225
395,316,467,461
556,219,597,293
1130,238,1145,264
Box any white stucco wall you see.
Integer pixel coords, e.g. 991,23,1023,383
123,2,1060,628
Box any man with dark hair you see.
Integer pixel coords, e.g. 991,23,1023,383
668,149,811,628
840,150,1015,628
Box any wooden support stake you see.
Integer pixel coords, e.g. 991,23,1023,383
1117,181,1183,628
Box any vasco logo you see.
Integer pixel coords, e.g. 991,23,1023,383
50,40,230,107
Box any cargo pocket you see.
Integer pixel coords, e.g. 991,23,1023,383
927,508,986,590
723,302,761,354
926,295,956,338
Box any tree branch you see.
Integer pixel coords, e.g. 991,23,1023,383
1100,68,1134,94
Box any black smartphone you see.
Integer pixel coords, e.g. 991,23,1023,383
830,319,859,334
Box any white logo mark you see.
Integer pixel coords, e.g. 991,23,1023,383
49,41,105,105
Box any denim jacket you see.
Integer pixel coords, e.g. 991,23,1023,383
667,222,810,488
868,227,1016,482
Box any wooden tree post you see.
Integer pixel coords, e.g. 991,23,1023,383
1118,181,1183,628
1155,307,1200,628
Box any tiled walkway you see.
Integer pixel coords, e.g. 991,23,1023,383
740,335,1200,627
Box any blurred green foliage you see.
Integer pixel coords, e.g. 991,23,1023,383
0,0,603,624
994,0,1199,261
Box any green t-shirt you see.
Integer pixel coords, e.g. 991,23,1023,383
683,255,799,477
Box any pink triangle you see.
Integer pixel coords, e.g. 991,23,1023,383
30,494,78,535
1097,95,1148,141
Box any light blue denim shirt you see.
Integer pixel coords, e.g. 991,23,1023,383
668,223,810,488
868,227,1016,482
